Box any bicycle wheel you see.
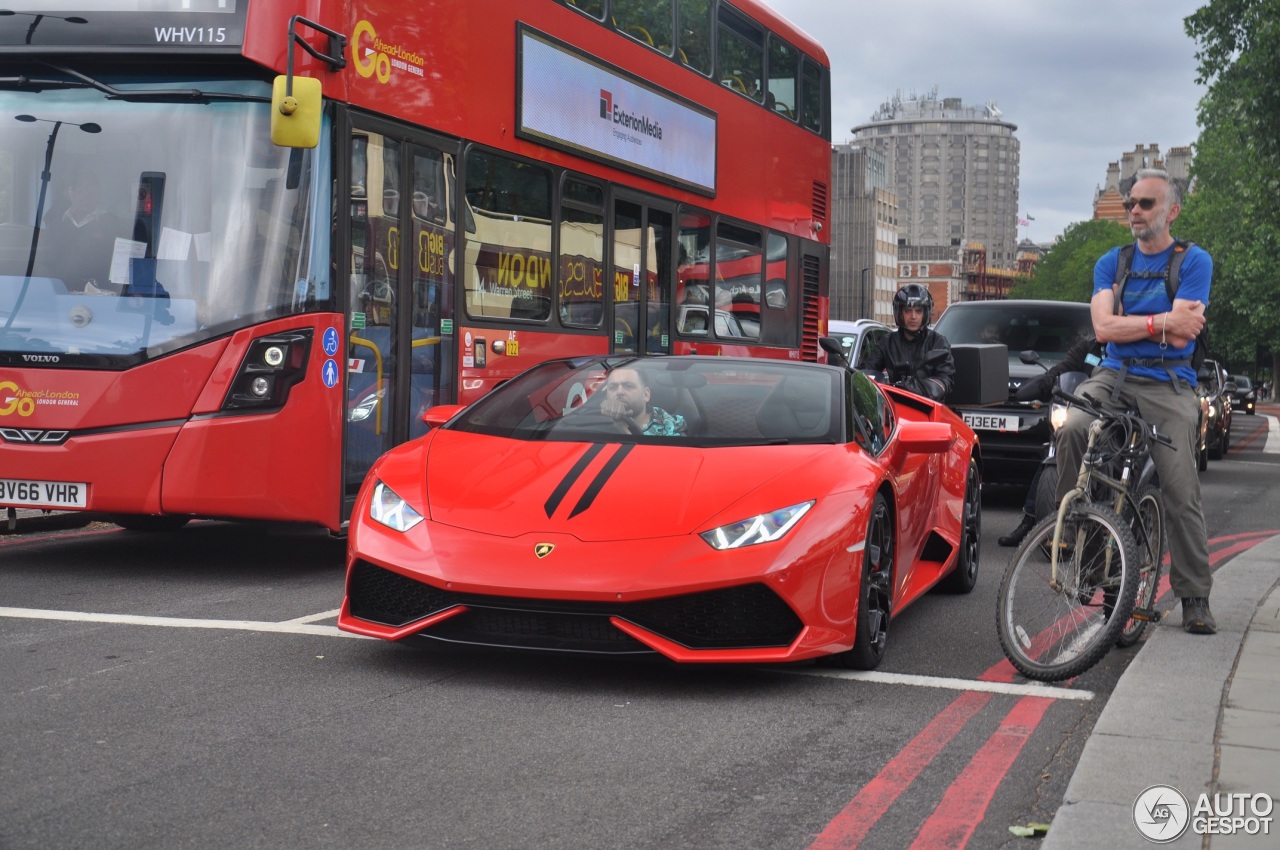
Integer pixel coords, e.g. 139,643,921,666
996,504,1140,682
1115,485,1164,647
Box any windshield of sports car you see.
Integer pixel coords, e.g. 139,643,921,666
0,78,330,367
449,357,845,445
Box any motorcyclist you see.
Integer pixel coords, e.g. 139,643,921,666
865,283,955,401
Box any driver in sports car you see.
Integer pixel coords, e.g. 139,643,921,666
599,367,687,436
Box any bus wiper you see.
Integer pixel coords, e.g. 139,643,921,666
37,62,270,104
0,75,89,91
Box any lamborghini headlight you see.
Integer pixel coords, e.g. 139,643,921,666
700,501,814,550
369,480,424,532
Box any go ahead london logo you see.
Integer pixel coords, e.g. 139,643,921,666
1134,784,1274,842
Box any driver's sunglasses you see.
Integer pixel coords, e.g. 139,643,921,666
1122,196,1158,212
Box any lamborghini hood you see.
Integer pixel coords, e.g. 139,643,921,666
419,431,833,542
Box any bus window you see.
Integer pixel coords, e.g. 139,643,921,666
646,207,673,354
559,177,604,328
717,6,764,102
612,199,643,353
562,0,605,21
613,0,673,56
767,36,799,120
715,220,762,341
800,56,827,135
464,150,552,322
409,148,455,438
676,0,712,74
676,210,711,328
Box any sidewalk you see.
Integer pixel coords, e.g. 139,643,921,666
1042,532,1280,848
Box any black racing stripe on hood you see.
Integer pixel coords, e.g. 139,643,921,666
568,443,635,519
544,443,606,518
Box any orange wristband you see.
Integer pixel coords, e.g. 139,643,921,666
1146,314,1155,335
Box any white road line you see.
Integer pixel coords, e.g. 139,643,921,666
1266,413,1280,454
0,606,369,639
0,607,1093,697
284,609,342,624
787,668,1094,701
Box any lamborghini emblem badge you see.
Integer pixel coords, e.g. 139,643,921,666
534,543,555,558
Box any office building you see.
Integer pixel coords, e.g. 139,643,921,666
851,88,1021,270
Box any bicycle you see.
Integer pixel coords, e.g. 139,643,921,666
996,386,1171,682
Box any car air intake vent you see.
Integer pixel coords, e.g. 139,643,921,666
347,560,457,626
347,563,802,652
623,583,802,648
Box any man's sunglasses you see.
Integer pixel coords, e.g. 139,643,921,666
1122,197,1158,212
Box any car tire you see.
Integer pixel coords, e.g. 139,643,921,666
939,458,980,593
1034,462,1060,523
837,492,894,670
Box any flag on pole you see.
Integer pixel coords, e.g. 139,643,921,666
1026,214,1036,221
1018,218,1029,227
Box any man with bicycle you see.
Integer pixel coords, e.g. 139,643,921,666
1053,168,1216,634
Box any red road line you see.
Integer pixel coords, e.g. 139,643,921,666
806,690,991,850
906,696,1054,850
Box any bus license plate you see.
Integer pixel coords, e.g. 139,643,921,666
0,478,88,509
962,412,1019,432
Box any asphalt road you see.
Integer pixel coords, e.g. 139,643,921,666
2,410,1276,850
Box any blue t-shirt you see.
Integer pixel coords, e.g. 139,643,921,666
1093,242,1212,386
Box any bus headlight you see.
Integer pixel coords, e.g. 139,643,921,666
222,329,313,412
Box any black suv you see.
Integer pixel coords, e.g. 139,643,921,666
932,300,1094,484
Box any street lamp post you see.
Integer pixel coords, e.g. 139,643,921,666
6,114,101,332
0,10,88,44
15,114,101,279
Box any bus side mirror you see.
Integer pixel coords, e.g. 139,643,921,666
271,75,322,148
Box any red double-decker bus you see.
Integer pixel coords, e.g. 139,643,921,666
1,0,831,532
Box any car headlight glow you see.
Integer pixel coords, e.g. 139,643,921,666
700,501,814,550
369,480,424,532
1050,402,1070,431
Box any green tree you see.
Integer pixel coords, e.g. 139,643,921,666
1183,0,1280,381
1010,219,1131,302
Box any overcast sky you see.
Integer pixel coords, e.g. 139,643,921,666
768,0,1207,244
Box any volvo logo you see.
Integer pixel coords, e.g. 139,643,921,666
21,354,60,363
0,428,70,445
534,543,555,558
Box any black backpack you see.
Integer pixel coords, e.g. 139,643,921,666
1112,239,1209,372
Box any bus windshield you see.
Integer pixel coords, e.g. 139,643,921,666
0,78,330,366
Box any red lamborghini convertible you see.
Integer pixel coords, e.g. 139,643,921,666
338,355,981,669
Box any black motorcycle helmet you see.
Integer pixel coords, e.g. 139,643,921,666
892,283,933,330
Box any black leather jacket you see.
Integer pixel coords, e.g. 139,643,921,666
1016,336,1104,402
866,327,956,402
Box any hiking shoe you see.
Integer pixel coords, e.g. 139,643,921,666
1181,597,1217,634
999,513,1037,547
